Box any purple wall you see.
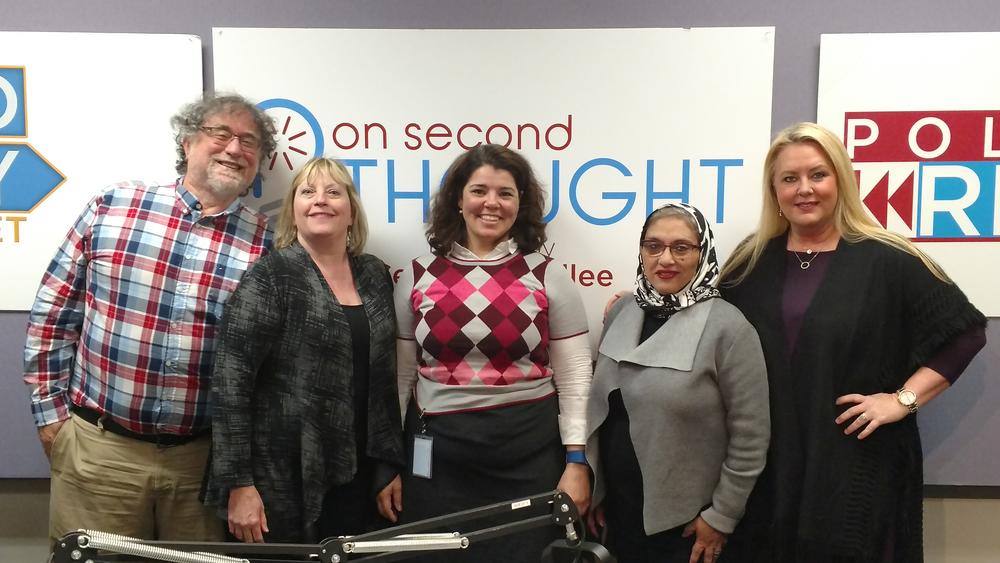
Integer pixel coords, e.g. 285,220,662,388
3,0,998,484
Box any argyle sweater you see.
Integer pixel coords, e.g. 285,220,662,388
399,251,589,415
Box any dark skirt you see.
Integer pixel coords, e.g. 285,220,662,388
400,395,564,563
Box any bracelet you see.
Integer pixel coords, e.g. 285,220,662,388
565,450,588,465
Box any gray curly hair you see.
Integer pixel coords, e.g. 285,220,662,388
170,93,277,174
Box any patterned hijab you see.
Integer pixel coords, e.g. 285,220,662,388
634,202,721,319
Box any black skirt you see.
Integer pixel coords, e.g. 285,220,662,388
400,395,564,563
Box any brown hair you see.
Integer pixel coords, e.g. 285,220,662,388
426,144,547,255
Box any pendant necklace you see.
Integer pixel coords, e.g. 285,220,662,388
793,249,820,270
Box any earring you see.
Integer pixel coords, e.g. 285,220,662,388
346,229,353,248
778,208,783,217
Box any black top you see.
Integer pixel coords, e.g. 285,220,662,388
343,303,370,463
204,244,404,542
723,235,986,563
781,250,984,381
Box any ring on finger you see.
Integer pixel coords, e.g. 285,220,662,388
857,413,869,423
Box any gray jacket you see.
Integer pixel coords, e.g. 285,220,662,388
586,297,769,535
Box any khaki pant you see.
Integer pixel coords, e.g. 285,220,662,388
48,415,224,547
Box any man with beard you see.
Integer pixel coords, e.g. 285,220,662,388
23,94,276,545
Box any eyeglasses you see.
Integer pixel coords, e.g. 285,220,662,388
640,240,699,259
199,125,261,151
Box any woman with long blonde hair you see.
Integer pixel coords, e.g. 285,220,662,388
721,122,986,563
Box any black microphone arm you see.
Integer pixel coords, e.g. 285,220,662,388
51,490,615,563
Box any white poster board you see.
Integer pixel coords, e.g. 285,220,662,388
214,27,775,341
0,32,203,310
818,32,1000,315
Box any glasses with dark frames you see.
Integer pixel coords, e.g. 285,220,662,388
199,125,261,151
639,240,699,259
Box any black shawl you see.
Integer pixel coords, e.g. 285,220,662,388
722,234,985,563
204,243,404,542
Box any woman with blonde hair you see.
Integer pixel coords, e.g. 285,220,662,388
721,122,986,562
205,157,404,543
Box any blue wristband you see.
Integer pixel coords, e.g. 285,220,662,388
566,450,588,465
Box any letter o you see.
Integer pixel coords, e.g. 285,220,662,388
0,76,18,129
332,122,360,150
908,117,950,159
485,124,513,147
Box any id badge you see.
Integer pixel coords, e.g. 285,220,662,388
412,434,433,479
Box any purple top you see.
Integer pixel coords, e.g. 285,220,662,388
782,250,984,384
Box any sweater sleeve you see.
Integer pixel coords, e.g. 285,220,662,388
700,313,771,534
393,263,419,419
543,260,593,444
896,248,987,382
210,257,283,489
550,334,592,444
924,324,987,384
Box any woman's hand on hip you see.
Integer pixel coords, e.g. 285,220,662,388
557,462,591,516
377,475,403,523
228,485,269,543
835,392,909,440
683,515,727,563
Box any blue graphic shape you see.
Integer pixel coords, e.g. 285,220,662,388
251,98,324,197
917,161,997,238
0,67,27,137
0,144,65,212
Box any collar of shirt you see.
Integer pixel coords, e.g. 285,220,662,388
175,178,245,218
449,238,519,260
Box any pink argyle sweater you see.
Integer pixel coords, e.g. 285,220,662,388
401,251,588,414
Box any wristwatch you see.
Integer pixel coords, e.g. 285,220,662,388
895,388,919,414
566,450,588,465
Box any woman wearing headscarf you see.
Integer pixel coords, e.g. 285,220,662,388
586,202,770,563
720,123,987,562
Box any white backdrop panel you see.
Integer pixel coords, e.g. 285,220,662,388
214,27,775,342
0,32,203,311
818,32,1000,315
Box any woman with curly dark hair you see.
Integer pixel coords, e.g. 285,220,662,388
387,144,593,562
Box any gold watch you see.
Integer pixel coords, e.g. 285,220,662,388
895,388,918,414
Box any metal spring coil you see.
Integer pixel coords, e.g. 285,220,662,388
79,529,248,563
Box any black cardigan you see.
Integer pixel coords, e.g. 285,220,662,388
204,243,404,542
722,235,985,563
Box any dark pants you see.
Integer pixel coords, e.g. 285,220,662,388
400,397,564,563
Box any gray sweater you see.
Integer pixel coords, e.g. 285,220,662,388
586,297,770,535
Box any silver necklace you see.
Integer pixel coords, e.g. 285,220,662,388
792,249,820,270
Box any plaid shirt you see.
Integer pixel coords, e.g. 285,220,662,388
24,180,271,435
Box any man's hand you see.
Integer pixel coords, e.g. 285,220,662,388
37,420,67,460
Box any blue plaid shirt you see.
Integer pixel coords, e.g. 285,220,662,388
24,180,271,435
